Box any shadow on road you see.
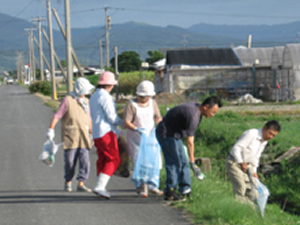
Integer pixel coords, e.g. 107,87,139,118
0,189,165,205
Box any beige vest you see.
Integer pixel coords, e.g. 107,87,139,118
61,95,91,150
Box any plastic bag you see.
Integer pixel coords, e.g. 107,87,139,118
255,178,270,217
247,169,270,217
131,128,161,188
39,140,63,167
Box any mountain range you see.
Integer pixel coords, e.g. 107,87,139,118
1,12,300,72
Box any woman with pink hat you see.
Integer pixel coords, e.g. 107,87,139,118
89,71,124,199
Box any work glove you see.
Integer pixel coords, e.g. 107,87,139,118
46,128,55,141
134,127,146,135
190,162,205,180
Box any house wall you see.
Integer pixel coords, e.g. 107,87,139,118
158,66,279,101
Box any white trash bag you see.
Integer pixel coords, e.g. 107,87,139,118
39,140,63,167
247,168,270,217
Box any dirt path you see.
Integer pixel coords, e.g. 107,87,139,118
220,104,300,113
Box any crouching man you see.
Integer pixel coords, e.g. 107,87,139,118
226,120,281,203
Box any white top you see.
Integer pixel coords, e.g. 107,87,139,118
230,128,267,172
130,99,155,133
89,88,123,139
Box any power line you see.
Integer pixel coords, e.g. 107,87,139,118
70,6,300,21
0,0,36,31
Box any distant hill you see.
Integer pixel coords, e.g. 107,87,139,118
0,12,299,72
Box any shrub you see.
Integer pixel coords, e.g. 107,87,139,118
28,81,52,96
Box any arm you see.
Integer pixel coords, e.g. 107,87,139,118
232,130,257,173
101,95,123,126
186,136,195,163
123,101,137,131
153,100,162,125
49,117,59,129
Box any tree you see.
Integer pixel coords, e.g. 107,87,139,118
145,50,164,65
60,59,67,67
110,51,142,72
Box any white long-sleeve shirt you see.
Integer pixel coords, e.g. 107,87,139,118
89,88,123,139
230,128,267,172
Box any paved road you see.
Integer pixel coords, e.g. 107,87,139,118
0,84,191,225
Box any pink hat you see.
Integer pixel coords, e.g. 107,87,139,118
98,71,118,85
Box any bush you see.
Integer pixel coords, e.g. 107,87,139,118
28,81,52,96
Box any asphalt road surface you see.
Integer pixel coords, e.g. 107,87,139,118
0,84,191,225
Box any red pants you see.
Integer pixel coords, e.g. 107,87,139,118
94,131,120,176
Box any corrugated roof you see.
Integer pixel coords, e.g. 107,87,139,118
282,43,300,69
233,46,273,67
271,46,284,69
166,48,241,66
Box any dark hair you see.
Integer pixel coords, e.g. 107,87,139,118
202,96,222,108
96,84,110,89
265,120,281,132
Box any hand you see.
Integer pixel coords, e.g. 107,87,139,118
190,162,201,177
239,162,248,173
134,127,146,135
46,128,55,141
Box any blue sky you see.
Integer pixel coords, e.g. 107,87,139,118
1,0,300,28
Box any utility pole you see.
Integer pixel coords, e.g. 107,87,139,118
65,0,73,93
114,46,119,100
42,28,66,80
52,8,83,77
46,0,57,100
31,16,46,80
16,52,24,83
99,39,103,70
25,28,36,83
105,7,111,68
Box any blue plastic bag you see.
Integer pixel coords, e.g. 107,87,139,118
255,179,270,217
131,129,161,188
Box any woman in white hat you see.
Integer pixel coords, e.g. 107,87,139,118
89,71,124,199
123,80,163,197
46,77,95,193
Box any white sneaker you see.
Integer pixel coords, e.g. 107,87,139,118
149,187,163,196
93,189,111,199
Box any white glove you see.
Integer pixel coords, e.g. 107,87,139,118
46,128,55,141
134,127,146,135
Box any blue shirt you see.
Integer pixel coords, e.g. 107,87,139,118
89,88,123,139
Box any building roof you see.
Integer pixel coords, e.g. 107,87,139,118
166,48,241,67
282,43,300,69
271,46,284,69
233,46,274,67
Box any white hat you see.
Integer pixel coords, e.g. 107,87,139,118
136,80,156,96
74,77,95,96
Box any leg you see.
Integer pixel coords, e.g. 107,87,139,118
76,148,90,182
76,148,91,192
157,136,180,191
226,155,250,203
177,140,191,194
64,149,77,182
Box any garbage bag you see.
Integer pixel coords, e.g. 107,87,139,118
131,128,161,188
255,178,270,217
39,140,63,167
247,168,270,217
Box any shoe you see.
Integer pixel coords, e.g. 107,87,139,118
64,182,72,192
149,187,163,196
77,184,92,192
136,184,148,197
93,189,111,199
164,188,186,202
181,188,191,197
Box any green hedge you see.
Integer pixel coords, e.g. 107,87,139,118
28,81,52,96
